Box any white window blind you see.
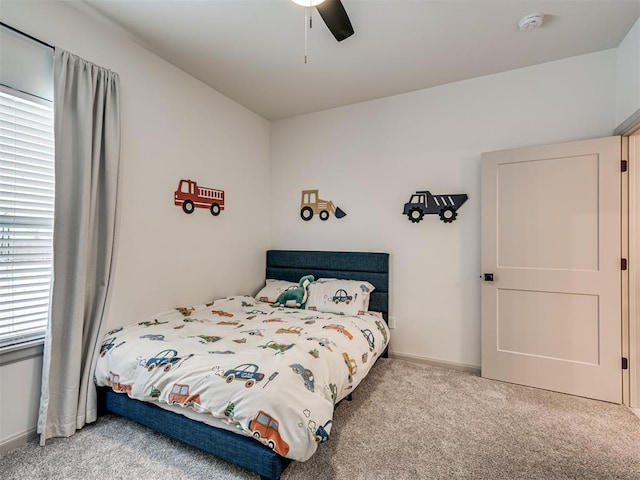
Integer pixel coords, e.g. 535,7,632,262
0,88,54,349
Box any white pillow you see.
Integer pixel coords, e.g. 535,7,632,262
255,279,297,303
305,279,375,315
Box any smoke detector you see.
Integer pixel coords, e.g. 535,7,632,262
518,13,545,31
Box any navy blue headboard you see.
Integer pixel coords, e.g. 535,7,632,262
266,250,389,322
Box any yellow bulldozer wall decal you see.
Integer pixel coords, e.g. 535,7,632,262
300,190,347,221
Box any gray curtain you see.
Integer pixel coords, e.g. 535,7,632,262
38,49,121,443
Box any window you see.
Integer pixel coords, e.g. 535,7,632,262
0,87,55,349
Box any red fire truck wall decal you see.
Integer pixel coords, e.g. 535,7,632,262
174,179,225,216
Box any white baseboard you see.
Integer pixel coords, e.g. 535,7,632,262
389,351,481,376
0,427,37,455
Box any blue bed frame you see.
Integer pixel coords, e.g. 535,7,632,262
98,250,389,480
265,250,389,325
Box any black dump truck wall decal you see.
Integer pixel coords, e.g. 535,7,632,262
403,190,468,223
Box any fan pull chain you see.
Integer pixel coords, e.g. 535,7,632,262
304,7,313,64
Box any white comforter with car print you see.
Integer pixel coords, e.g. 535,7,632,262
94,295,389,461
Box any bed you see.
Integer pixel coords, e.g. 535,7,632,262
96,250,389,479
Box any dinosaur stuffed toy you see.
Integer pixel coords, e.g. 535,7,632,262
271,275,315,308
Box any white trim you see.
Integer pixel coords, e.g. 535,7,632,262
623,135,630,406
0,339,44,366
615,108,640,136
0,83,51,106
389,351,481,375
629,130,640,408
0,427,37,455
615,108,640,408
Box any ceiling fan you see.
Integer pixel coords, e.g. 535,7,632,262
291,0,354,42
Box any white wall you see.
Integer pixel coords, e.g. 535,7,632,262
616,17,640,127
0,0,632,451
0,26,53,101
270,50,618,368
0,0,270,448
0,355,42,447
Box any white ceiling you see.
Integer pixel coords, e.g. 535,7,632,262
77,0,640,120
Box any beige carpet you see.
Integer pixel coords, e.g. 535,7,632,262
2,358,639,479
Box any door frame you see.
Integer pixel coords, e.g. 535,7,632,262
616,108,640,408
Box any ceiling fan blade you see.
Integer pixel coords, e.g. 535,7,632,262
316,0,354,42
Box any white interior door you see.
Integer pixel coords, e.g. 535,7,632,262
481,136,622,403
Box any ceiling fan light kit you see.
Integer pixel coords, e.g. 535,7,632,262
292,0,326,6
